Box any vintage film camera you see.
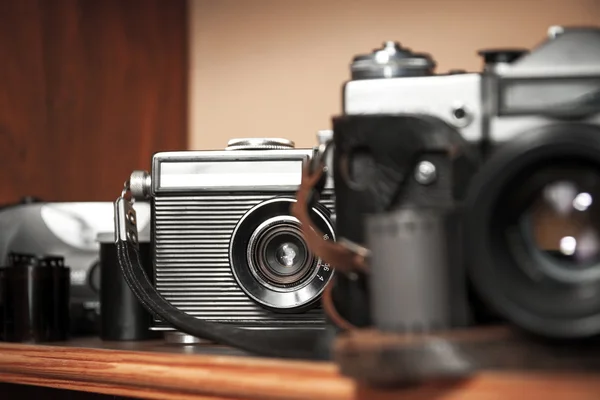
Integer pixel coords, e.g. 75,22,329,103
0,201,151,335
325,26,600,339
127,137,336,333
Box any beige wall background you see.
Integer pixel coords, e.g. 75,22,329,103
188,0,600,150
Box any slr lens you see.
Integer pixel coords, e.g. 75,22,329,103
230,198,335,312
465,123,600,339
522,170,600,278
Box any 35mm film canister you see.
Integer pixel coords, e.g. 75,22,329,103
98,232,159,341
0,253,70,342
366,207,470,333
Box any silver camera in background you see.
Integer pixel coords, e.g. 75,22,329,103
0,201,151,335
131,136,335,332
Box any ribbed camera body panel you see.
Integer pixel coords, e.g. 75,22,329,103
151,192,334,329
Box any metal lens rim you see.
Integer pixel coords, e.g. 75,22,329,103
247,216,316,289
229,197,335,312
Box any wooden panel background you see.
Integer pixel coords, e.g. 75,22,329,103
0,0,188,203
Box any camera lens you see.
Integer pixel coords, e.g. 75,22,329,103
496,164,600,288
465,123,600,339
271,238,303,272
492,163,600,328
522,172,600,278
275,242,302,270
230,198,335,312
249,219,315,287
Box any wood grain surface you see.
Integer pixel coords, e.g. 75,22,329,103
334,326,600,389
0,338,599,400
0,0,187,204
0,380,137,400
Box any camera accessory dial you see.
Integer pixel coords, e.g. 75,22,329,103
351,41,436,80
225,138,295,151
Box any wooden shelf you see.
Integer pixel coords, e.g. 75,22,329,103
0,338,599,399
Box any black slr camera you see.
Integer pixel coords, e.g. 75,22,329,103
328,26,600,340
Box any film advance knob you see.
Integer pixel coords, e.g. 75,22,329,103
350,41,436,79
225,138,296,151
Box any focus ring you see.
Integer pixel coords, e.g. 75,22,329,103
247,218,315,288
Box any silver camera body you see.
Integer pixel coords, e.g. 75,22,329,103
141,137,335,331
0,201,150,334
344,26,600,145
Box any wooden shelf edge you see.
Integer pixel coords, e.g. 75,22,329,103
0,341,600,399
0,341,352,400
0,372,236,400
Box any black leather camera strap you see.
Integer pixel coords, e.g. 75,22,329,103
114,196,331,360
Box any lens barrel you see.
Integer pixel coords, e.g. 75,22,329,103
465,123,600,339
230,198,335,312
248,218,314,287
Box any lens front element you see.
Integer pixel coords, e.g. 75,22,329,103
274,241,302,270
526,175,600,272
249,217,315,288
